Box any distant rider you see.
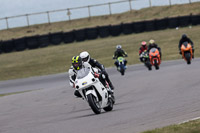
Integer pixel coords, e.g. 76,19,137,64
178,34,194,58
80,51,115,91
113,45,128,68
147,39,162,59
139,41,148,62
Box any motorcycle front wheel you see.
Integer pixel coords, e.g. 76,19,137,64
87,94,101,114
103,97,114,112
154,61,159,70
185,52,191,64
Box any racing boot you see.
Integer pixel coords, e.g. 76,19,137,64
107,86,115,104
108,81,115,91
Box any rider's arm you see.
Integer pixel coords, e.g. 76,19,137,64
179,40,182,50
122,50,128,57
90,58,105,71
68,68,76,88
139,47,142,55
188,38,194,48
113,51,117,59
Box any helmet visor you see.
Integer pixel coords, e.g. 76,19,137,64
82,56,89,62
73,63,80,67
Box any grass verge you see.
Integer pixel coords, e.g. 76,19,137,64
142,119,200,133
0,91,31,97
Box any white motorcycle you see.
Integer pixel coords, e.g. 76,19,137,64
74,67,114,114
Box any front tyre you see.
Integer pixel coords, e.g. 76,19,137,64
145,61,152,71
185,52,191,65
120,65,125,75
103,97,114,112
87,94,101,114
154,60,159,70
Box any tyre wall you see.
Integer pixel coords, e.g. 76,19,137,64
14,37,27,51
49,32,63,45
38,34,50,48
26,36,39,49
0,14,199,54
63,31,75,44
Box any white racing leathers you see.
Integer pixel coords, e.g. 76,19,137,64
75,66,114,114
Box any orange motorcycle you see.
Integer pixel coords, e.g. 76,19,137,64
181,41,193,64
149,48,161,70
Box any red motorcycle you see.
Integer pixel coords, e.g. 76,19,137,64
181,41,193,64
149,48,161,70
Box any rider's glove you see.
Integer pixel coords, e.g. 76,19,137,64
94,72,100,78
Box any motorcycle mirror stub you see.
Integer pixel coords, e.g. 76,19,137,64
92,78,95,82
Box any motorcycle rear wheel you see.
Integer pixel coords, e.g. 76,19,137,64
87,94,101,114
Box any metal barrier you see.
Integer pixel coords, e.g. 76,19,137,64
0,0,198,30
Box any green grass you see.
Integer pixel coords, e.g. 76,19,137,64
142,119,200,133
0,25,200,81
0,91,31,97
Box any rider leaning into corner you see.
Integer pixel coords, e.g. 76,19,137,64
68,55,114,98
113,45,128,69
139,41,148,62
147,39,162,59
178,34,194,58
80,51,115,91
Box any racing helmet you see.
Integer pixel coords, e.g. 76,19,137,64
116,45,122,49
182,34,187,39
72,56,82,70
141,41,147,47
80,51,90,63
149,39,155,44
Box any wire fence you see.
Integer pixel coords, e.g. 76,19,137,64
0,0,199,30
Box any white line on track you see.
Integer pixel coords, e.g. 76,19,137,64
179,117,200,124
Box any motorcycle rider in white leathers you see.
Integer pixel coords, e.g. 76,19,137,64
69,55,113,98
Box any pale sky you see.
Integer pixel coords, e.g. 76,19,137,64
0,0,199,29
1,0,198,18
0,0,123,18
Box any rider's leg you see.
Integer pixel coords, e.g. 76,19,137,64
114,61,119,68
140,57,143,62
102,71,115,91
192,49,194,58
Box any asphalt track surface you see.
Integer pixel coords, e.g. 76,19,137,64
0,58,200,133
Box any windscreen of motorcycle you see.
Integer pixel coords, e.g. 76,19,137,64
150,48,157,53
76,67,90,79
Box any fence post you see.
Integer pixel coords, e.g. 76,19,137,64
26,14,30,27
169,0,172,6
47,11,51,24
88,6,91,18
128,0,132,11
149,0,152,7
108,3,112,15
189,0,191,4
67,9,71,21
5,17,9,29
